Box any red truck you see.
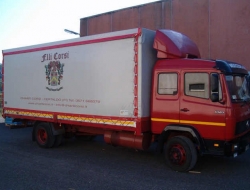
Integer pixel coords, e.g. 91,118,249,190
2,28,250,172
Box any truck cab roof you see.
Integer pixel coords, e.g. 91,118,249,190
153,29,201,59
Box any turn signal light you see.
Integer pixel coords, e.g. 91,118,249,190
214,143,219,147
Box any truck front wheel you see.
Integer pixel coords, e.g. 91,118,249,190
164,136,197,172
34,123,55,148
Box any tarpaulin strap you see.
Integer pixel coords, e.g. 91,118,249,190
133,28,142,117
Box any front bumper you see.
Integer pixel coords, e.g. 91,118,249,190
224,130,250,157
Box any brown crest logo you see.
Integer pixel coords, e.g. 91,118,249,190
45,61,64,91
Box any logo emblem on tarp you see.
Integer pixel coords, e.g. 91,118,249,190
45,61,64,91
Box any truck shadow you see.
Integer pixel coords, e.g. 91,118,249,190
2,123,249,175
193,153,250,173
61,136,250,174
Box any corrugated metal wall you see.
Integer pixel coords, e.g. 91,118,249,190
80,0,250,69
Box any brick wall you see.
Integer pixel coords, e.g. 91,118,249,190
80,0,250,69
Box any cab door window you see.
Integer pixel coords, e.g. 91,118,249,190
158,73,178,95
185,73,209,99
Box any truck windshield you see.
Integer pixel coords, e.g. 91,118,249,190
226,75,250,102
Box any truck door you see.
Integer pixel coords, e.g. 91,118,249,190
151,72,180,134
179,72,226,140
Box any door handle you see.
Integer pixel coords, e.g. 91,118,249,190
180,108,189,112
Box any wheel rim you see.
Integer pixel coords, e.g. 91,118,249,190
169,144,186,165
37,128,48,144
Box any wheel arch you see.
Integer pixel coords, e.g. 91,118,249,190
156,124,205,155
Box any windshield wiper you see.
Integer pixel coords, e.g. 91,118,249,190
232,98,244,102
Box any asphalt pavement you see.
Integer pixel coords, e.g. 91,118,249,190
0,123,250,190
0,117,5,123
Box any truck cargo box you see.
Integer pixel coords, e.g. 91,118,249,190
3,28,156,131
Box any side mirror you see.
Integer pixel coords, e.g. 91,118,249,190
211,73,219,92
210,73,219,102
211,93,219,102
246,75,250,91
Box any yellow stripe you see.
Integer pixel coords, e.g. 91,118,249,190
151,118,179,123
57,115,136,127
4,109,135,127
151,118,226,127
180,120,225,126
5,110,53,118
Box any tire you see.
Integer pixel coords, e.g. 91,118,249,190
164,136,197,172
34,122,55,148
54,134,63,147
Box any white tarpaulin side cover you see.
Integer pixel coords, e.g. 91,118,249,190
3,28,156,118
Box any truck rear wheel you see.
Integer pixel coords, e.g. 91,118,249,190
164,136,197,172
35,122,55,148
54,134,63,147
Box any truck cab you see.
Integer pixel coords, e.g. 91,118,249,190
151,29,250,171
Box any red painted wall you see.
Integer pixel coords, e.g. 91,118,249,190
80,0,250,69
